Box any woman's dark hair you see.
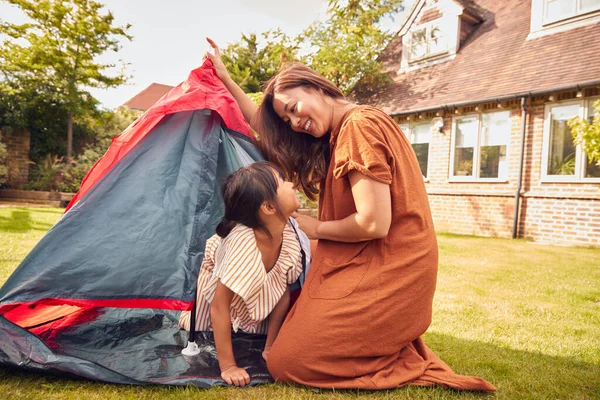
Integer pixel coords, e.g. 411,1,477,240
252,63,345,201
215,161,287,238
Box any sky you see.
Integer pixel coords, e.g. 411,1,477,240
0,0,413,109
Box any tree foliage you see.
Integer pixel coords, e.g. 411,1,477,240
0,0,132,159
301,0,404,94
220,29,301,94
25,107,140,192
568,100,600,166
220,1,404,96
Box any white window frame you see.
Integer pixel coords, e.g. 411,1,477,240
543,0,600,25
528,0,600,39
541,97,600,183
449,111,512,183
407,20,449,63
399,122,431,181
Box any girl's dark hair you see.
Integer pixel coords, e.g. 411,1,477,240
215,161,286,238
252,63,345,201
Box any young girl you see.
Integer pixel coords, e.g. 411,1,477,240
179,161,306,387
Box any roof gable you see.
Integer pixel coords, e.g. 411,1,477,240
398,0,482,37
123,83,174,111
395,0,483,73
354,0,600,115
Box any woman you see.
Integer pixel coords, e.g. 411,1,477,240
204,38,495,391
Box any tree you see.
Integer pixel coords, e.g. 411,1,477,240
220,1,404,96
220,29,301,94
568,100,600,166
0,0,132,162
300,0,404,94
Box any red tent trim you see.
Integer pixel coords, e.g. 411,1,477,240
66,60,253,211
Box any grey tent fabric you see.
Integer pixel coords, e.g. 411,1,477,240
0,109,274,386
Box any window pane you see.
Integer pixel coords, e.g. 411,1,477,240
412,143,429,177
429,25,447,54
411,29,427,59
585,157,600,178
547,104,578,176
454,117,477,176
580,0,600,12
584,102,600,177
480,146,507,178
410,123,430,177
411,123,431,144
546,0,576,22
480,111,511,178
398,123,409,139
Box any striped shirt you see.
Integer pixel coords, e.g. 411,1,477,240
179,222,303,334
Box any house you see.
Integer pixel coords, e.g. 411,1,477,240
122,83,174,111
353,0,600,246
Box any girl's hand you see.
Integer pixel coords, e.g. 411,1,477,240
292,212,321,240
220,365,251,387
262,345,272,362
204,37,230,82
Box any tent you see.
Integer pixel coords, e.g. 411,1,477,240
0,61,274,387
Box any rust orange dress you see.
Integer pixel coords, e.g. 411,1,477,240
267,106,496,391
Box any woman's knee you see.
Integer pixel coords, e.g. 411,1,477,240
266,343,293,382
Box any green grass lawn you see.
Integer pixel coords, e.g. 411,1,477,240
0,206,599,399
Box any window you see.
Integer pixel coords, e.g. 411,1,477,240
585,103,600,178
543,100,600,180
450,111,511,180
409,22,448,62
544,0,600,24
399,122,431,178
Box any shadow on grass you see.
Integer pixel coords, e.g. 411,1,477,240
0,210,55,232
0,333,598,399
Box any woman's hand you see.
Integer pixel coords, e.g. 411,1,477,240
292,212,321,240
202,37,259,125
220,365,251,387
204,37,229,81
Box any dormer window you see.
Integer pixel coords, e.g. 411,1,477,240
529,0,600,39
398,0,481,73
544,0,600,24
409,22,448,62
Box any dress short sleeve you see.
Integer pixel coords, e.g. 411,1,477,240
333,110,393,185
213,228,264,302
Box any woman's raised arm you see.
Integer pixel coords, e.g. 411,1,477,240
205,37,259,126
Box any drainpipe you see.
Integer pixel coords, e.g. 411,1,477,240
512,97,528,239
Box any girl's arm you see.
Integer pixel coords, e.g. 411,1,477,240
205,37,259,126
211,281,251,387
262,286,291,361
293,170,392,242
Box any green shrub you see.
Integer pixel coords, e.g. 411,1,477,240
25,108,141,193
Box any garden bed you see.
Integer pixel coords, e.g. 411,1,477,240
0,189,74,207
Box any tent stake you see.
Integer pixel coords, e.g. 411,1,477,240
182,299,200,356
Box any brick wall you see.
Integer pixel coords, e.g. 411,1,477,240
393,91,600,247
0,128,30,187
429,194,515,238
520,197,600,245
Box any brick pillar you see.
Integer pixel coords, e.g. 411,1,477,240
0,127,31,188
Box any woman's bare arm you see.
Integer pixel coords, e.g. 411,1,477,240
205,37,258,126
293,170,392,242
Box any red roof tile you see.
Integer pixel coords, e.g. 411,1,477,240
123,83,174,111
354,0,600,115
